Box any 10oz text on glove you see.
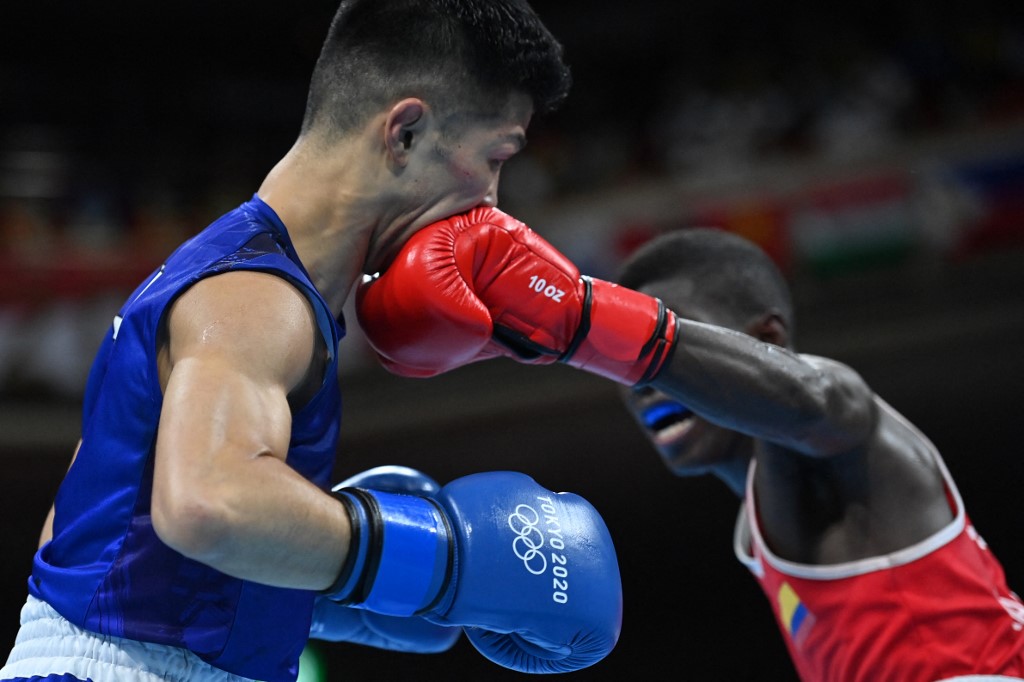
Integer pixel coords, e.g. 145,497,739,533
528,276,565,302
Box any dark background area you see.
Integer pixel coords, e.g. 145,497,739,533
2,1,1024,680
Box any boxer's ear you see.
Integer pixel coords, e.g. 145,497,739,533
749,312,789,348
384,98,427,166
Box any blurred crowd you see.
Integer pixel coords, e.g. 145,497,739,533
1,2,1023,400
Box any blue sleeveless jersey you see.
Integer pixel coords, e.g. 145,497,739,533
29,196,343,682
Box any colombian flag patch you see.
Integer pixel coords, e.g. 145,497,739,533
778,582,815,646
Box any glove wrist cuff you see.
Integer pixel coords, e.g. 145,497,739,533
562,277,680,386
325,489,451,616
323,490,372,602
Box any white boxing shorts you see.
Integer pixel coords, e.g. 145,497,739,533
0,595,257,682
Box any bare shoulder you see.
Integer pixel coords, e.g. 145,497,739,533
799,353,862,378
164,270,318,391
871,397,949,478
756,395,953,562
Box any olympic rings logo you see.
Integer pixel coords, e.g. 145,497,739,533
508,503,547,575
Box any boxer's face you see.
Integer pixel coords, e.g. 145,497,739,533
618,277,753,477
423,93,533,218
368,91,533,272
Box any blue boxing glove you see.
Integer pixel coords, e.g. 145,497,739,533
309,466,461,653
325,471,622,674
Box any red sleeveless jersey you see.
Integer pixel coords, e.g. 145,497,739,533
735,411,1024,681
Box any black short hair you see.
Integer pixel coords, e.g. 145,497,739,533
301,0,571,136
617,228,795,333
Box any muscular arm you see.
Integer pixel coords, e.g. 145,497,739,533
152,270,349,590
652,319,877,457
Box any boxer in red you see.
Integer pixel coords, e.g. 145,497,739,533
357,209,1024,681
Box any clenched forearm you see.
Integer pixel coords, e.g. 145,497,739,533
153,453,350,591
652,320,875,456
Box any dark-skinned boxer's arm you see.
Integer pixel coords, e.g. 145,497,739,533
356,207,874,457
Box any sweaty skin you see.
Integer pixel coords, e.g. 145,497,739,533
38,93,537,591
626,283,953,565
150,270,350,589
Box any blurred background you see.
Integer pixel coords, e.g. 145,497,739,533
2,0,1023,679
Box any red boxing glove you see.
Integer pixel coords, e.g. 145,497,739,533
356,207,678,386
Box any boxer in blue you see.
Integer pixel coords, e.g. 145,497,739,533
1,2,625,681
